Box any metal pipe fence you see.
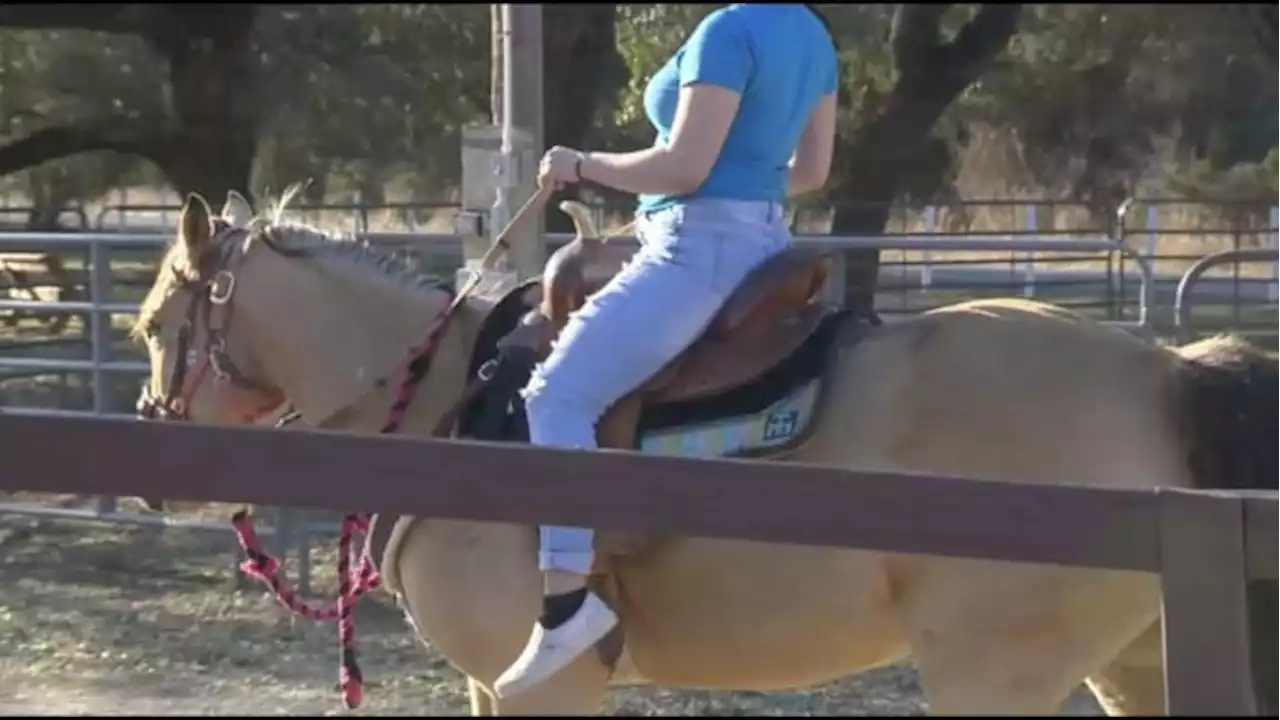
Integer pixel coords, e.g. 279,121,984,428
9,196,1272,315
0,192,1274,599
0,198,1274,595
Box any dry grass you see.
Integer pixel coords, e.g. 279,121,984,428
0,494,1106,716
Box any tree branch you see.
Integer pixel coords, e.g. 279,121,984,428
0,4,155,35
0,117,169,176
891,4,947,80
939,4,1024,85
1240,4,1277,68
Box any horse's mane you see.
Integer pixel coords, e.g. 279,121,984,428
133,184,456,339
247,183,451,295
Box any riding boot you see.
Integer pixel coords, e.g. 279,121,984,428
491,570,618,698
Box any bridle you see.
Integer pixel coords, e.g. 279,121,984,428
139,187,553,710
136,220,287,424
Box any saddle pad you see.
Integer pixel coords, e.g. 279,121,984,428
637,377,823,458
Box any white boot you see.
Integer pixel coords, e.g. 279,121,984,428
492,589,619,698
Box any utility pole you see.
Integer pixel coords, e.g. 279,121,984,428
459,5,545,290
497,3,545,279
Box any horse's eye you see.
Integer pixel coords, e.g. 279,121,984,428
144,321,161,340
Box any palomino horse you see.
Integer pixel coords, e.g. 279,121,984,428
134,190,1274,715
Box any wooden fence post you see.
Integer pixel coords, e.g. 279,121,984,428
1159,490,1257,715
1244,494,1279,715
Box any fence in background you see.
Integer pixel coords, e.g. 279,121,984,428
4,192,1275,311
0,198,1274,595
0,224,1160,592
0,199,1274,714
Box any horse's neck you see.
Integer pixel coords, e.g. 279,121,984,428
259,259,471,431
318,380,445,436
317,319,470,437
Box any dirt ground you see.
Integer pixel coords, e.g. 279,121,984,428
0,497,1106,716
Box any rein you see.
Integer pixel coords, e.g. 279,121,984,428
226,186,554,710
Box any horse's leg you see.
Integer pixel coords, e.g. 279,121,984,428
391,520,608,716
469,677,496,716
1085,621,1165,716
895,558,1159,715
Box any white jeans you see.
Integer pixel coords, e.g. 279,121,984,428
521,198,790,574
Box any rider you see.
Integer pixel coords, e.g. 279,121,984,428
494,3,839,698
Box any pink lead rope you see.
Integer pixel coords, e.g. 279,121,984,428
229,186,554,709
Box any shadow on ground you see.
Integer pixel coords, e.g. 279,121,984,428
0,513,1103,716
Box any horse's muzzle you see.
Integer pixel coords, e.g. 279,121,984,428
136,387,184,421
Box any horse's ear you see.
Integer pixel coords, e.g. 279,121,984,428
179,193,214,256
220,190,254,228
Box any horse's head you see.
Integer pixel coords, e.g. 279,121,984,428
133,187,465,431
133,191,287,425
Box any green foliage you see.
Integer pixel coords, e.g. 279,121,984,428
0,2,1275,217
946,4,1279,200
249,5,489,202
610,4,712,143
0,28,164,210
0,5,490,213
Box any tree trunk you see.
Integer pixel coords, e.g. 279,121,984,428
828,4,1022,317
0,6,262,207
154,7,260,204
541,4,626,233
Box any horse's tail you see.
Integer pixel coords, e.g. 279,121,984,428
1173,333,1277,491
1171,333,1277,713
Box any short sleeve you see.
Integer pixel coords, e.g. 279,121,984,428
677,9,754,93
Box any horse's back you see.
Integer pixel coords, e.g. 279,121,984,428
614,296,1183,703
809,296,1187,488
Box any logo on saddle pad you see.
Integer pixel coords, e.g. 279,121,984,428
762,409,800,443
638,380,821,459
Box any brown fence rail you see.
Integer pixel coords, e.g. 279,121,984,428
0,412,1274,715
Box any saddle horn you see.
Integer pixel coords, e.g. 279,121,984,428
558,200,600,247
539,200,605,320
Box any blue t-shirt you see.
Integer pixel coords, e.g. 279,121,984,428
637,4,839,212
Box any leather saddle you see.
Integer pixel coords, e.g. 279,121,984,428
500,200,835,451
368,202,842,674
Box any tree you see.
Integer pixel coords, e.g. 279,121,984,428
540,4,627,233
251,5,489,205
0,5,494,211
821,4,1023,314
0,5,261,204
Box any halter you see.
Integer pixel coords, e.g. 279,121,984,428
136,220,286,424
137,188,555,710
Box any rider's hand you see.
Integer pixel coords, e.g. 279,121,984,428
538,146,585,191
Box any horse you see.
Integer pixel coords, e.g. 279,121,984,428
132,189,1275,715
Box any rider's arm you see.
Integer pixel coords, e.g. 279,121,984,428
786,92,838,198
788,42,838,199
578,12,748,197
579,86,739,197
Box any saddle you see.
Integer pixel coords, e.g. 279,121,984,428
500,200,834,451
366,202,845,676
